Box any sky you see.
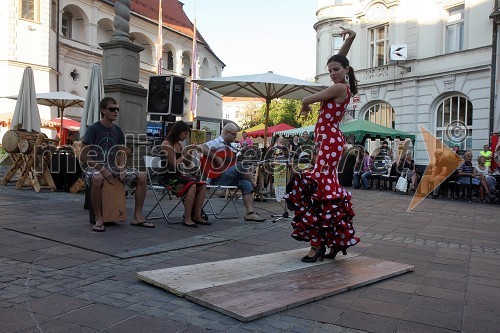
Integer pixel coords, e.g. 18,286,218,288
180,0,318,80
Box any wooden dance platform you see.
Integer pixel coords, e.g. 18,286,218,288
137,249,414,322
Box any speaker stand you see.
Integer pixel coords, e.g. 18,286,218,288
272,200,290,223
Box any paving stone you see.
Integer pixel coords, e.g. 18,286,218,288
395,320,460,332
402,306,462,331
16,319,96,333
103,314,192,333
57,303,136,330
19,293,91,317
334,309,399,333
358,287,413,306
409,294,463,315
0,308,48,332
284,303,343,324
348,297,406,318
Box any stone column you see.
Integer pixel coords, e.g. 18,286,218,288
100,0,148,166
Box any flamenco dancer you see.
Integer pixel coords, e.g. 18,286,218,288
285,28,360,262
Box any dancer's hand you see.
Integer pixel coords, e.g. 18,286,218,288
300,104,311,117
339,27,356,40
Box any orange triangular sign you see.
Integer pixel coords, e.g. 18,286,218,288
408,125,463,211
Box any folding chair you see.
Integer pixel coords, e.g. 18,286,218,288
203,184,240,219
143,155,183,224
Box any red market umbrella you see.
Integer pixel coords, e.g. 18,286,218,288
48,117,81,131
246,123,295,138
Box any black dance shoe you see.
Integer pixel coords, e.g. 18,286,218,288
324,246,347,259
301,246,326,263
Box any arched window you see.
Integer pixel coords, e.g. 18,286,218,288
61,11,73,38
435,95,473,150
364,103,395,128
166,51,174,71
182,52,191,76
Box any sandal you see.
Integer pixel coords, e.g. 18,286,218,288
92,224,105,232
131,221,155,228
193,218,212,225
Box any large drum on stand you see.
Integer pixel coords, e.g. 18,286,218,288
2,130,43,153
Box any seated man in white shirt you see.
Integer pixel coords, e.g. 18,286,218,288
200,123,268,222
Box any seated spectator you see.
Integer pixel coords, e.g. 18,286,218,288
353,150,373,189
420,149,447,199
289,135,300,157
457,150,484,199
474,155,496,203
372,140,394,175
398,151,419,191
161,121,209,228
200,123,268,222
351,148,364,188
268,136,290,161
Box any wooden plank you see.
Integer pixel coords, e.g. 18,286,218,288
137,249,341,296
185,256,414,322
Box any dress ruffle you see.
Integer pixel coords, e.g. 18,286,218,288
285,173,360,248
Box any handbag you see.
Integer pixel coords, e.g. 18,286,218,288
395,173,408,193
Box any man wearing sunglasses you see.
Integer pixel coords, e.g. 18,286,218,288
200,123,267,222
80,96,154,232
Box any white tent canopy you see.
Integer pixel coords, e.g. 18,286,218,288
275,124,315,137
194,71,326,147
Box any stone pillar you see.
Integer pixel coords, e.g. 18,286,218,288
100,0,148,166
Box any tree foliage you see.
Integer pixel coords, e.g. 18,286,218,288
240,101,263,129
260,99,320,127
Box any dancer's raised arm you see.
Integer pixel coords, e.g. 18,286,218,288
337,27,356,57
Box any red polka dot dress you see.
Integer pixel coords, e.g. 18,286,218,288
285,86,360,250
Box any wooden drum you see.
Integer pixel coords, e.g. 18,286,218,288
2,130,41,153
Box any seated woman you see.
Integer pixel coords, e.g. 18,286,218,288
398,151,419,191
475,155,496,202
161,121,209,228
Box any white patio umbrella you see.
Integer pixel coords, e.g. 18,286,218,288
10,67,41,132
80,64,104,137
194,71,326,147
35,91,85,133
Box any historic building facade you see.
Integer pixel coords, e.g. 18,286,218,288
315,0,498,163
0,0,224,134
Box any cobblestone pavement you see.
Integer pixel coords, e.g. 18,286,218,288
0,181,499,333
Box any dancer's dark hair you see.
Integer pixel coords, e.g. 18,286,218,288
327,54,358,95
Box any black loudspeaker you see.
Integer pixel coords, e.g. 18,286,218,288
147,75,186,116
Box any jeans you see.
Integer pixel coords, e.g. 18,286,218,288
360,170,372,189
208,163,253,195
457,176,480,186
353,171,360,187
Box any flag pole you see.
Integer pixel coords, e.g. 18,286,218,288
189,1,198,122
156,0,163,75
